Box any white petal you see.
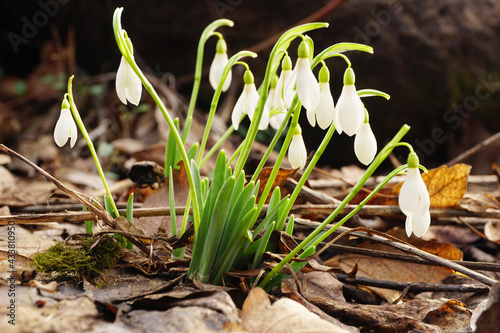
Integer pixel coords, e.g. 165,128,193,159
296,58,320,112
354,122,377,165
283,68,297,108
116,56,128,105
411,210,431,237
54,108,77,148
266,88,276,111
270,111,287,130
405,215,413,238
245,84,260,118
125,59,142,106
399,168,424,215
306,108,316,127
335,85,364,136
209,53,232,92
315,82,335,129
232,89,246,130
288,134,307,169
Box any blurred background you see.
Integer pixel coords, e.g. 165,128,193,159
1,0,499,175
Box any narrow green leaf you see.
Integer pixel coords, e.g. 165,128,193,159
165,118,181,176
252,221,275,270
285,214,295,235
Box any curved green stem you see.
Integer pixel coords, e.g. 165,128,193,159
66,76,119,218
234,22,329,175
113,8,201,233
259,124,411,288
200,125,235,168
182,18,234,143
197,51,257,165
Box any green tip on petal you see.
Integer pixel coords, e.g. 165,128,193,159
61,97,70,110
216,38,227,54
407,152,419,168
243,69,254,85
298,41,309,59
282,55,292,71
270,73,279,89
343,67,355,85
319,65,330,83
293,124,302,135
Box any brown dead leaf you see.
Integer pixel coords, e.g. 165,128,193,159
459,192,500,212
424,299,471,331
241,287,350,333
253,167,297,203
422,163,471,208
475,282,500,332
326,229,462,302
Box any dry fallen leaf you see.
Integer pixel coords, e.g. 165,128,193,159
241,287,350,333
484,221,500,242
422,163,471,208
326,229,462,303
253,167,297,203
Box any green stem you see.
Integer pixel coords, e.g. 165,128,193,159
200,125,235,168
197,51,257,165
113,8,201,233
182,18,234,143
66,76,119,218
259,124,411,288
234,22,329,175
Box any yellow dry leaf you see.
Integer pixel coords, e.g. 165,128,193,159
422,163,471,208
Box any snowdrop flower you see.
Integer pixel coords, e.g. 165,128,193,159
334,67,364,136
54,97,78,148
209,38,232,92
267,74,286,130
295,41,320,113
398,152,431,237
232,69,268,130
116,31,142,106
307,65,334,129
274,54,296,109
288,125,307,169
354,109,377,165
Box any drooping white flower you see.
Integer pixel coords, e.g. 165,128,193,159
232,69,268,130
334,67,364,136
267,74,287,130
288,125,307,169
354,116,377,165
398,153,431,237
295,41,320,113
54,98,78,148
307,65,334,129
209,38,232,92
116,56,142,106
274,55,295,110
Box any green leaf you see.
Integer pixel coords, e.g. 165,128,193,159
196,176,236,283
165,118,181,176
252,221,275,270
357,89,390,100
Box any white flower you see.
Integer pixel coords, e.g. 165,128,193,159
116,56,142,106
270,111,287,130
288,133,307,169
209,39,232,92
295,41,319,113
334,68,364,136
398,161,431,238
232,70,267,130
54,102,77,148
308,65,334,129
354,122,377,165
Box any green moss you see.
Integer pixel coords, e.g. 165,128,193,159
30,235,123,282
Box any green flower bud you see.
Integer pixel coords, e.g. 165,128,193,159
61,97,70,110
407,152,420,168
293,124,302,135
319,65,330,83
298,41,309,59
282,54,292,71
243,69,254,85
343,67,355,86
216,38,227,54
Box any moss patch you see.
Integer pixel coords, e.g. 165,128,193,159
30,235,123,282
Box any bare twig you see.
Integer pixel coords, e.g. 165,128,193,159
447,131,500,166
295,218,498,286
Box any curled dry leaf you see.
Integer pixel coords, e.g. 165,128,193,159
241,287,350,333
